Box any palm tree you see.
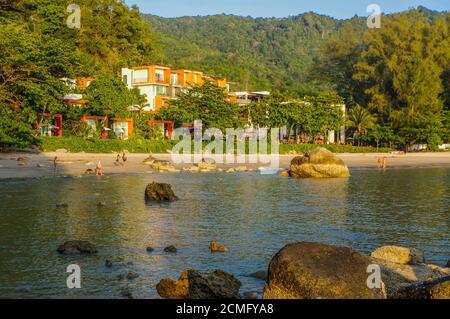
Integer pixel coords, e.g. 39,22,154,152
347,105,376,146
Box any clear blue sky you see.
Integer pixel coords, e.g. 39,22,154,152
124,0,449,19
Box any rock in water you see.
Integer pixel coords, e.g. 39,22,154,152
289,147,350,178
209,241,228,253
446,260,450,268
390,276,450,299
370,258,450,298
57,241,98,255
126,272,139,280
164,245,177,253
243,291,259,299
371,246,425,265
156,270,241,299
151,160,176,171
248,271,268,281
198,161,217,171
263,242,384,299
145,182,179,201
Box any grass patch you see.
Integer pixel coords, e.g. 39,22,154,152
279,144,393,154
39,136,394,154
39,136,176,153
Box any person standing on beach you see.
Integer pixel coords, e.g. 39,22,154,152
122,151,127,166
383,157,388,169
115,154,123,167
96,160,104,176
53,156,58,174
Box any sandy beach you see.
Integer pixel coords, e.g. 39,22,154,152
1,151,450,179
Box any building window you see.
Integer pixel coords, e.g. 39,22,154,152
156,70,165,82
171,74,179,85
156,86,167,96
133,69,148,83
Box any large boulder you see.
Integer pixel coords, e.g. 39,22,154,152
156,270,241,299
145,182,179,201
57,241,98,255
289,147,350,178
263,242,384,299
371,246,425,265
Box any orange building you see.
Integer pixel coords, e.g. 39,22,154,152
37,113,63,137
121,65,231,112
111,118,134,140
76,77,95,89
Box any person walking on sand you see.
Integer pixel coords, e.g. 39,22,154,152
96,160,104,176
122,151,127,165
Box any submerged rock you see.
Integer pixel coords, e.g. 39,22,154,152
248,271,268,281
243,291,259,299
289,147,350,178
371,246,425,265
145,182,179,201
105,260,113,268
126,272,139,280
146,247,154,253
55,203,69,209
156,269,241,299
57,241,98,255
119,288,133,299
446,260,450,268
164,245,177,253
209,241,228,253
263,242,384,299
97,201,107,207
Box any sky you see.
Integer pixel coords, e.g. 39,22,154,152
124,0,449,19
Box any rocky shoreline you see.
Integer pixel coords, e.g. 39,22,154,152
57,238,449,299
1,151,450,180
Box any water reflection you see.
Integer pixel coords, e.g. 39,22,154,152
0,168,448,298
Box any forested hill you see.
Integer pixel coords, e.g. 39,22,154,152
145,12,359,93
144,6,445,93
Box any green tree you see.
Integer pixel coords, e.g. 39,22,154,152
158,82,244,132
85,76,140,118
347,105,376,146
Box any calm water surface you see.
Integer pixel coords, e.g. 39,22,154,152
0,168,449,298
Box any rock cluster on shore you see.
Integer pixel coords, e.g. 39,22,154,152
289,147,350,178
263,242,450,299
